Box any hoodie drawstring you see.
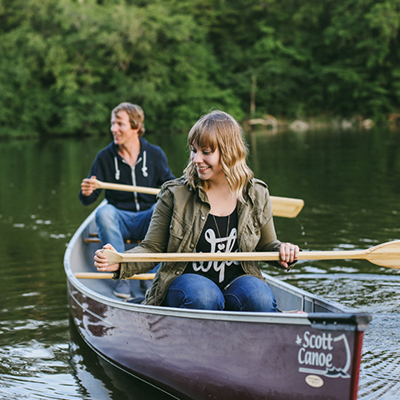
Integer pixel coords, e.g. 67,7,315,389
142,151,148,177
114,157,120,180
114,150,148,183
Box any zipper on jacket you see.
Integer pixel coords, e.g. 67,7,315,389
131,165,140,211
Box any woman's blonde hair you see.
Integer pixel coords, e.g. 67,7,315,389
184,110,253,201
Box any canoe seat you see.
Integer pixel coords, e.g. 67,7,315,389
84,233,139,245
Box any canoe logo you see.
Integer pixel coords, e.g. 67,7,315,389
296,331,351,378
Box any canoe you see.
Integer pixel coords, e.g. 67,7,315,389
64,201,371,400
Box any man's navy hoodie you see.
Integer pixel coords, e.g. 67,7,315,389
79,138,174,211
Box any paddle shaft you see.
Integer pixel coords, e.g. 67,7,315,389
103,240,400,269
74,272,155,280
95,179,159,195
94,179,304,218
74,241,400,281
103,249,365,263
74,252,365,281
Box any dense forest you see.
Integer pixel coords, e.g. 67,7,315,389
1,0,400,137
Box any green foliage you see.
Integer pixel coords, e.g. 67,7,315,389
0,0,399,137
293,0,400,119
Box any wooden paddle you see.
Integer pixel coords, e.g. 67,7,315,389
95,179,159,195
101,240,400,269
74,272,155,280
94,179,304,218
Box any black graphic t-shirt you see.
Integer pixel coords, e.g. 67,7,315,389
184,208,244,289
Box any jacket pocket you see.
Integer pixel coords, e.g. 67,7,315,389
167,215,189,252
242,216,262,251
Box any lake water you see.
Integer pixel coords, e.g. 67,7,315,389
0,126,400,399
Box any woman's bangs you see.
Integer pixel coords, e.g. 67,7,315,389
189,127,218,152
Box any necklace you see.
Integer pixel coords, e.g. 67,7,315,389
212,214,230,251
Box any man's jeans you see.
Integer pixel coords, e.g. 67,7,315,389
95,203,156,297
96,203,156,252
162,273,278,312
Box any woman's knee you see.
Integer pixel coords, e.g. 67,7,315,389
225,276,277,312
164,274,224,310
190,284,224,310
247,288,277,312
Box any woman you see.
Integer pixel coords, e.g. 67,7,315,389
94,110,299,311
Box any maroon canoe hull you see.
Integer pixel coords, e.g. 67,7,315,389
65,202,371,399
68,280,368,400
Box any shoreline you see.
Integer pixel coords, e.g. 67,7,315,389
244,113,400,132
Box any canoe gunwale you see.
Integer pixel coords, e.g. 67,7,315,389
64,200,371,331
308,312,371,331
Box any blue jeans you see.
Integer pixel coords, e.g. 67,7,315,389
95,203,155,252
95,203,156,297
161,274,278,312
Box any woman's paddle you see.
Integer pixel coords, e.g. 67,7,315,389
101,240,400,269
94,179,304,218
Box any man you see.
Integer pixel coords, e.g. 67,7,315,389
79,102,174,298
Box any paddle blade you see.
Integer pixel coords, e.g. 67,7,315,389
270,196,304,218
366,240,400,269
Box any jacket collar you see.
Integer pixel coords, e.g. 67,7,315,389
195,185,210,204
244,179,256,206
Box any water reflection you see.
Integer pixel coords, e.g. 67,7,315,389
69,322,175,400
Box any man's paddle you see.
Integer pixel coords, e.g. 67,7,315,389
95,179,159,195
74,272,155,280
94,179,304,218
101,240,400,269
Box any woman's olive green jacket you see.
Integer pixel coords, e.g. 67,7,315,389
116,177,283,306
